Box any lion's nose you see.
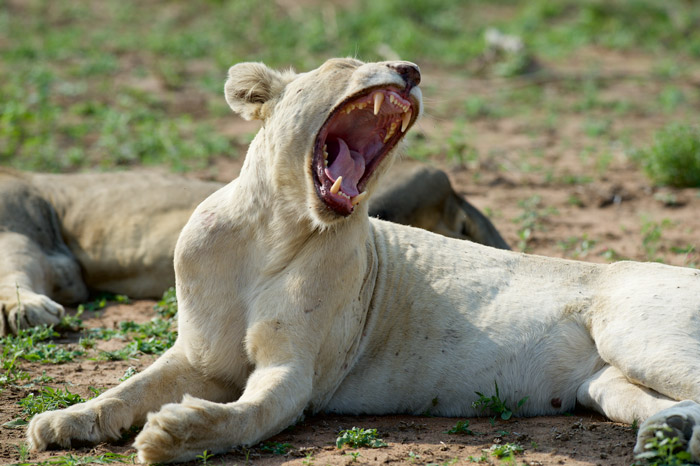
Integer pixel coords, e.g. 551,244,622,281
388,62,421,89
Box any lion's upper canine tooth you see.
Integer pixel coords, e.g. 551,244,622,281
323,144,328,159
373,92,384,115
330,176,342,195
351,191,367,206
401,110,412,132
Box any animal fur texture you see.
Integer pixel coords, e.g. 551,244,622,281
0,163,506,335
26,58,700,463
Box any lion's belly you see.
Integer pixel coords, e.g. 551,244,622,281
324,220,606,416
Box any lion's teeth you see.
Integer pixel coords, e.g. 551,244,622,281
373,92,384,115
330,176,342,195
351,192,367,206
323,145,328,159
401,111,412,132
384,122,397,142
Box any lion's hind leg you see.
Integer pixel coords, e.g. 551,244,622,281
577,366,700,462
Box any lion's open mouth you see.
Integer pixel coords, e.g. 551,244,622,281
313,87,418,216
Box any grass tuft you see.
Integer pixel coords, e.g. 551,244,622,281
336,427,388,449
634,123,700,188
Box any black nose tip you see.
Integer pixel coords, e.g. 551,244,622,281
389,62,421,89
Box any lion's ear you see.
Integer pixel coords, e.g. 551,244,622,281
224,62,295,121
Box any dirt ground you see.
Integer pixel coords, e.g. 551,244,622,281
2,52,700,465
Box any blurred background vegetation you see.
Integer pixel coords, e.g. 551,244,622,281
0,0,699,186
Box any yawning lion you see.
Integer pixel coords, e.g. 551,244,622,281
27,58,700,463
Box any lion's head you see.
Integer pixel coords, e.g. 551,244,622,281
225,58,422,227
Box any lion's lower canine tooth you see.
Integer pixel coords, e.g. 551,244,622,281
373,92,384,115
401,111,412,132
351,192,367,206
330,176,342,195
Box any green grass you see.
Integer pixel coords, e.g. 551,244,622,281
11,452,136,466
513,195,558,252
489,442,524,460
95,317,177,361
634,425,693,466
445,419,474,435
260,442,294,455
634,123,700,188
17,386,91,418
2,0,700,172
1,326,84,387
472,382,528,421
154,287,178,319
336,427,388,449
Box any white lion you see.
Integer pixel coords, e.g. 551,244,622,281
27,58,700,463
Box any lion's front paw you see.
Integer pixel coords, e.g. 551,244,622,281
3,290,65,335
634,400,700,463
27,399,130,451
135,395,230,464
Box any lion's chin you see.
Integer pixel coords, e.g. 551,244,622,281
312,86,418,217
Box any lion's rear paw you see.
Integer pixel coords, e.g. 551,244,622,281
634,400,700,463
3,290,65,335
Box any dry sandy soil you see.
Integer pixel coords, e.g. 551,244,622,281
1,52,699,466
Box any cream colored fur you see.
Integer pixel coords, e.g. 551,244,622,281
27,58,700,463
0,163,506,335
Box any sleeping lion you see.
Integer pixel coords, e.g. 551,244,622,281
27,58,700,463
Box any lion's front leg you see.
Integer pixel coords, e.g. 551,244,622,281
135,319,316,464
27,346,234,451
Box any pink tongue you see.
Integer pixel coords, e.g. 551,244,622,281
324,138,364,197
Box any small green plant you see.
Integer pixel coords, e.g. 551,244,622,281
407,451,421,463
196,449,214,465
472,382,528,421
336,427,387,449
260,441,293,455
641,217,673,262
154,287,178,318
119,366,138,381
445,419,474,435
77,293,130,313
634,123,700,188
634,425,692,465
302,451,315,465
557,235,597,259
468,451,489,462
513,195,558,252
344,451,361,462
489,442,523,459
15,442,30,462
